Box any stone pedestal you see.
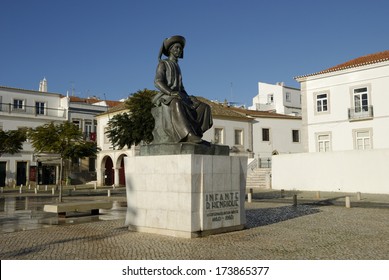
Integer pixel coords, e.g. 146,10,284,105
124,154,247,238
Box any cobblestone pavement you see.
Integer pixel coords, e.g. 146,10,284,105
1,189,388,260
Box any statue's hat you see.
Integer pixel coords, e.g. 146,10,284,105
159,35,186,60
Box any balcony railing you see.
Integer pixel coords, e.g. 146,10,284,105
348,106,373,121
0,103,66,118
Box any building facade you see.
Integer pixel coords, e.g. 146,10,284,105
67,96,121,184
273,50,389,194
95,103,137,187
0,85,67,187
230,108,302,158
296,50,389,153
0,81,122,187
249,82,301,116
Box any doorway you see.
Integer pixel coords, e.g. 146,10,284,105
0,162,6,187
16,162,27,186
104,157,114,186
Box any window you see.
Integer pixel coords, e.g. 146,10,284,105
234,129,243,146
72,119,81,130
35,102,45,115
267,94,274,104
349,86,373,120
13,99,24,110
214,128,224,144
353,87,368,113
85,120,92,133
354,129,372,150
262,128,270,142
285,92,291,102
316,93,328,112
84,120,92,140
292,130,300,143
317,134,331,152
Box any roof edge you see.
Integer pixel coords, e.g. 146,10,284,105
295,50,389,80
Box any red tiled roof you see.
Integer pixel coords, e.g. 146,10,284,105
295,50,389,79
197,97,252,120
105,100,123,107
228,107,301,120
69,96,122,107
100,102,128,115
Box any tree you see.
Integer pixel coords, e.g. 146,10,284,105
0,128,27,157
29,122,99,201
106,89,157,149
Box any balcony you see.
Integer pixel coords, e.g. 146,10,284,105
348,106,373,121
0,103,66,119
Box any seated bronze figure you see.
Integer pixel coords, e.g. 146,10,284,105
151,35,213,144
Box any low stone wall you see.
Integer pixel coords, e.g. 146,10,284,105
272,149,389,194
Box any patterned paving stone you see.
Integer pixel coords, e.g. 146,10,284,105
1,201,388,260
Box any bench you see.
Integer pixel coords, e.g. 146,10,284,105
43,201,113,218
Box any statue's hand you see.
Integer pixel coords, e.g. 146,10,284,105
169,91,180,97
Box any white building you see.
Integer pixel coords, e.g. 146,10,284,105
67,96,122,184
249,82,301,116
296,50,389,153
0,85,67,187
95,103,136,187
0,80,122,187
230,108,302,158
273,50,389,194
200,98,253,156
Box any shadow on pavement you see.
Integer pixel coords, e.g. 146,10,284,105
245,205,321,229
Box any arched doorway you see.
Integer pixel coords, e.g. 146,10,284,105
118,155,127,186
104,156,114,186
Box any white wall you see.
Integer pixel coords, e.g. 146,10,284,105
96,111,136,186
0,87,65,119
272,149,389,194
252,117,303,158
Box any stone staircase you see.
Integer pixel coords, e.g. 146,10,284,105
246,168,271,189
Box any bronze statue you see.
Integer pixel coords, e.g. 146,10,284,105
151,35,213,144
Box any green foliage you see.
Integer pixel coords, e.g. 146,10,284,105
28,122,99,159
106,89,157,149
0,128,27,157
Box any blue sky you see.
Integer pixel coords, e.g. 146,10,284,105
1,0,388,107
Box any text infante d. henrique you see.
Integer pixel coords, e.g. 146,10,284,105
205,192,239,210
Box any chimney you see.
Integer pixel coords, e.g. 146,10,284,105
39,77,48,92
